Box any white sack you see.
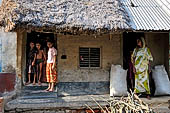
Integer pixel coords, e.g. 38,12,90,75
110,65,128,96
152,65,170,95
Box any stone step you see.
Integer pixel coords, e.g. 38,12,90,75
5,94,109,112
22,86,49,91
20,93,57,99
5,94,170,113
20,86,58,100
22,82,109,97
57,82,109,96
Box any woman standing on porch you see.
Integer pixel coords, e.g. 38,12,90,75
45,40,57,92
131,37,153,99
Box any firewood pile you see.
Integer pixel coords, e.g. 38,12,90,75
87,92,154,113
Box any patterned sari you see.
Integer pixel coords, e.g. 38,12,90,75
131,38,153,94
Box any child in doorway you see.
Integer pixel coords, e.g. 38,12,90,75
34,42,46,85
45,40,57,92
127,51,135,91
26,42,36,85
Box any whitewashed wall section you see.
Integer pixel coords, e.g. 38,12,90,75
0,31,17,73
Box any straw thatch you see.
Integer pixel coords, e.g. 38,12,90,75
0,0,132,32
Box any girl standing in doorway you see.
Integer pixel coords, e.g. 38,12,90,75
45,40,57,92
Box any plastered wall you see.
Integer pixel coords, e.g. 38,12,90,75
57,33,122,82
0,31,17,73
145,33,169,76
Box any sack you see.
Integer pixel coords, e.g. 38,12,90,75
110,65,128,96
152,65,170,95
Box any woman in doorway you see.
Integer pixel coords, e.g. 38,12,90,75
45,40,57,92
35,42,46,85
26,41,36,85
131,37,153,99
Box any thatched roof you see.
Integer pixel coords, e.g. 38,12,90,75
0,0,132,33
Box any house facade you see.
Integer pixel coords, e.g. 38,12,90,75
0,0,169,97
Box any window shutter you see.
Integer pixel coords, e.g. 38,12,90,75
79,47,100,68
90,48,100,67
79,48,90,67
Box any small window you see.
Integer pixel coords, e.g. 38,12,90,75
79,47,100,68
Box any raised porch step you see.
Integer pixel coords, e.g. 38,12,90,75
23,82,109,97
5,93,170,113
5,92,109,112
5,85,170,113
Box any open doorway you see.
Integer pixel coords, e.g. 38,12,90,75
123,32,144,92
25,32,57,85
123,32,170,96
123,32,144,69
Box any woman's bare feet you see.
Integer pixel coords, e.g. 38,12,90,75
147,95,151,100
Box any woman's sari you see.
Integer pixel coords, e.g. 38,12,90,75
131,38,153,94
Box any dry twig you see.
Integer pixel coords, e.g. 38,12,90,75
87,92,154,113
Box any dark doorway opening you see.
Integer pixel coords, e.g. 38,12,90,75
123,32,144,69
123,32,144,92
26,32,56,85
